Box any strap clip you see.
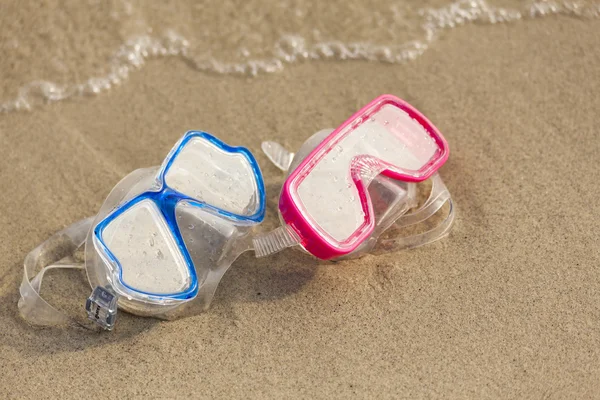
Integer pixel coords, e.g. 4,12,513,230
85,286,118,330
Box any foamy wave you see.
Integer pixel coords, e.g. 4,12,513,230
1,0,598,113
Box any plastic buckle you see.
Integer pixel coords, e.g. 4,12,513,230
85,286,118,330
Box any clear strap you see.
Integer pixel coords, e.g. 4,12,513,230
375,173,455,253
252,225,300,257
261,141,294,171
18,217,95,328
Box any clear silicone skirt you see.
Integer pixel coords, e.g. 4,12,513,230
19,131,266,330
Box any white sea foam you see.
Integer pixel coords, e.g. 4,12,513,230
0,0,598,113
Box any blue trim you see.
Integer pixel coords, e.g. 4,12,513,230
93,131,266,300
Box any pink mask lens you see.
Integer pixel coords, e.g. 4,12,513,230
279,95,449,259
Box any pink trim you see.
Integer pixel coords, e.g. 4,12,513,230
279,94,449,260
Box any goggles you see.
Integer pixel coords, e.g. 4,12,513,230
255,95,454,260
19,131,266,330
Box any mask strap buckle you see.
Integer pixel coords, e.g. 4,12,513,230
261,141,294,171
85,286,118,330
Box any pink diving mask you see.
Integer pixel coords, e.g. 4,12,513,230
253,94,454,260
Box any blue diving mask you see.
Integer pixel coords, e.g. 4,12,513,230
19,131,266,330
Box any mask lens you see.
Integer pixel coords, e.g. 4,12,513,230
100,198,191,295
164,136,260,217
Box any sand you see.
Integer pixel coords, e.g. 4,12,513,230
1,9,600,400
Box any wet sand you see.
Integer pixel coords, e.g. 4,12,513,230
1,11,600,399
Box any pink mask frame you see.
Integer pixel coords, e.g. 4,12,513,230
278,94,449,260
